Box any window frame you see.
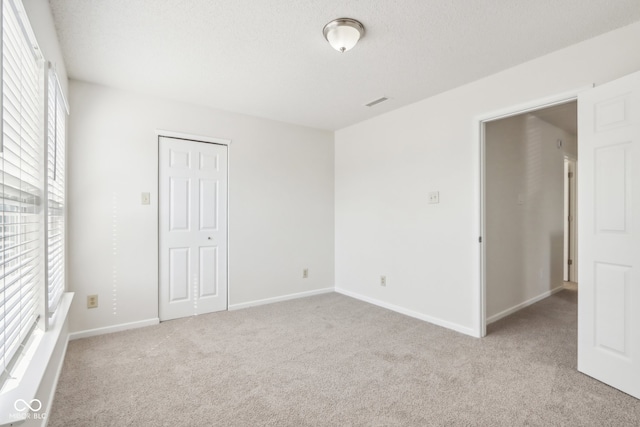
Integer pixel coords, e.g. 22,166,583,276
0,0,68,384
44,64,67,324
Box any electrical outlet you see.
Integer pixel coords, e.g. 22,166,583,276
303,268,309,279
87,295,99,309
428,191,440,204
380,275,386,287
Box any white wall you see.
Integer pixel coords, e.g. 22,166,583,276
67,80,334,333
485,114,576,320
335,21,640,336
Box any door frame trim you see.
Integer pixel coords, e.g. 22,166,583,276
156,129,231,146
473,86,590,338
564,156,578,282
156,131,232,319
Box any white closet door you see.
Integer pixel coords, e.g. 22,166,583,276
578,71,640,399
159,136,228,321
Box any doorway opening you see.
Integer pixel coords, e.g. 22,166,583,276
480,100,578,335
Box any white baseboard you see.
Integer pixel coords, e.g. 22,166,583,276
69,318,160,340
486,285,565,324
70,289,336,338
335,288,477,337
228,287,334,311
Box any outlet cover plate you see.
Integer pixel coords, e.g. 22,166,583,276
428,191,440,204
87,295,99,309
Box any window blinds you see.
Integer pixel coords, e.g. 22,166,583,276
46,69,65,316
0,0,43,371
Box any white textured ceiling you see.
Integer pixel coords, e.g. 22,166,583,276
49,0,640,130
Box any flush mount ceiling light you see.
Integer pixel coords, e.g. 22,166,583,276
323,18,365,53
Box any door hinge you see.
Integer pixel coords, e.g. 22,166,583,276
568,259,573,265
479,236,482,243
568,172,574,178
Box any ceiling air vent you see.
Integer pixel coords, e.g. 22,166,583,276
365,97,389,107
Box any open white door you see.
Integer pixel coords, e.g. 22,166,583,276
578,71,640,399
159,136,228,321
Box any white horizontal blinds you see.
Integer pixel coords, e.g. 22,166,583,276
0,0,42,371
46,69,65,315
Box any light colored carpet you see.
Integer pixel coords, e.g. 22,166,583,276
50,290,640,426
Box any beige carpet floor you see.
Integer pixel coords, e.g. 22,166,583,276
50,289,640,426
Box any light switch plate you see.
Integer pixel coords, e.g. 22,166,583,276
141,192,150,205
428,191,440,204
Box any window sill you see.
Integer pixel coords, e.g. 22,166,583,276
0,292,74,426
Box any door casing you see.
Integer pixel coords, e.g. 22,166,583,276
474,87,590,338
564,157,578,282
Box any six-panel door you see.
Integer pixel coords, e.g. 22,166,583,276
578,71,640,399
159,136,228,321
